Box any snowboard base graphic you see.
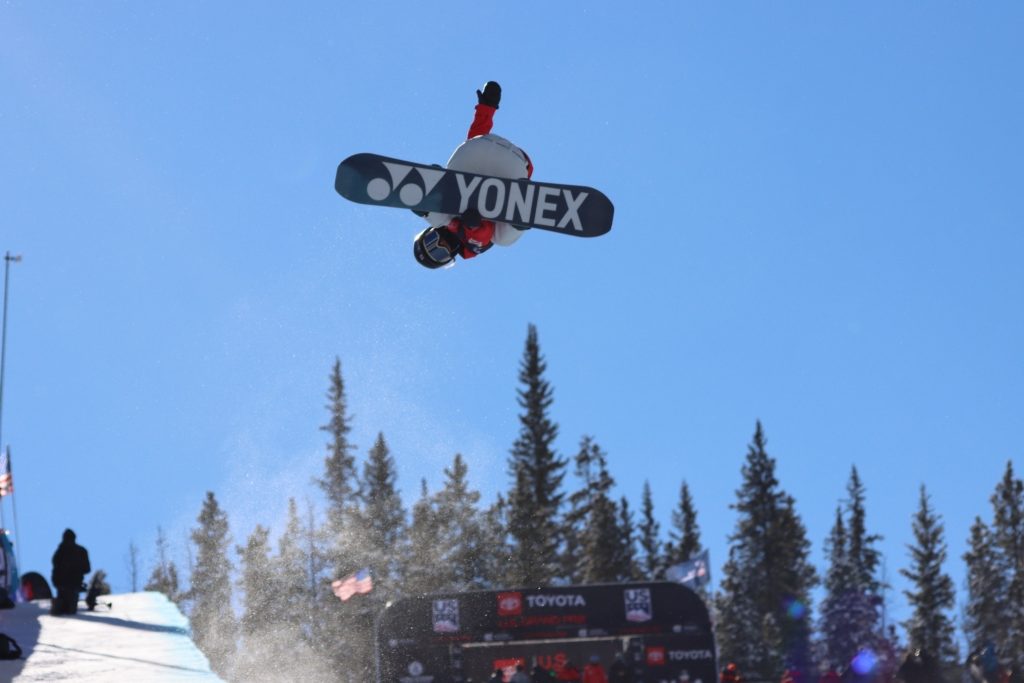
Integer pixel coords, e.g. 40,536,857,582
335,153,613,237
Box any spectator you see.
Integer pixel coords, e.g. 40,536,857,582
896,649,945,683
558,661,582,682
720,662,742,683
818,665,841,683
512,663,531,683
609,654,631,683
583,656,608,683
50,529,90,616
532,663,554,682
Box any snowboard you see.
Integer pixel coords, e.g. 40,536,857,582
335,153,613,237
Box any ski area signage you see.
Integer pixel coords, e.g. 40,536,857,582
376,581,715,683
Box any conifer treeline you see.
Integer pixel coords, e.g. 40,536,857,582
144,325,1023,682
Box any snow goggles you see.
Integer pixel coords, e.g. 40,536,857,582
423,229,454,264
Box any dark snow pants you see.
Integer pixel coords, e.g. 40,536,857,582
51,585,80,615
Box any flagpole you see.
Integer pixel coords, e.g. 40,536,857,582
0,254,21,567
9,448,20,570
0,253,22,461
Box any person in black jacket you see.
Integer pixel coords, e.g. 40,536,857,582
896,649,945,683
50,529,90,615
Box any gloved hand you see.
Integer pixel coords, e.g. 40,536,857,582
476,81,501,109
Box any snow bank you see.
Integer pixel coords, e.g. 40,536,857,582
0,591,222,681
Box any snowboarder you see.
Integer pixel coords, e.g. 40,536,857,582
50,528,90,615
412,80,534,269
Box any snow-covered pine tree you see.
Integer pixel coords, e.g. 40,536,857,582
144,526,181,604
962,516,1006,654
714,422,817,679
505,324,566,586
188,491,236,678
638,481,663,580
990,461,1024,671
900,485,957,667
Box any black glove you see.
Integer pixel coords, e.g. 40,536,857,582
476,81,501,109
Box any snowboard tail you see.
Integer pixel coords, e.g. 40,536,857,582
335,153,613,237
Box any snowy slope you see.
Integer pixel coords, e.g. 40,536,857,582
0,591,222,681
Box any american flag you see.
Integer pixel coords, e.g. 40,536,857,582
332,568,372,601
0,449,12,497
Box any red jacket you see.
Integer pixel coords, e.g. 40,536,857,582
444,104,533,260
582,663,608,683
558,664,582,682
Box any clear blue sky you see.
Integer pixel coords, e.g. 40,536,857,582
2,2,1021,639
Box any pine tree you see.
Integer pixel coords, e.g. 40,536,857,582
433,454,490,591
900,485,957,666
481,495,512,588
846,467,882,592
235,525,289,681
665,481,702,565
274,500,323,649
714,422,817,679
330,432,407,682
616,496,639,581
144,526,181,604
354,432,406,592
404,479,445,596
313,359,364,678
990,461,1024,670
638,481,662,580
819,469,885,671
188,492,236,678
963,516,1006,653
318,358,358,531
568,436,620,583
819,506,857,669
505,324,566,586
